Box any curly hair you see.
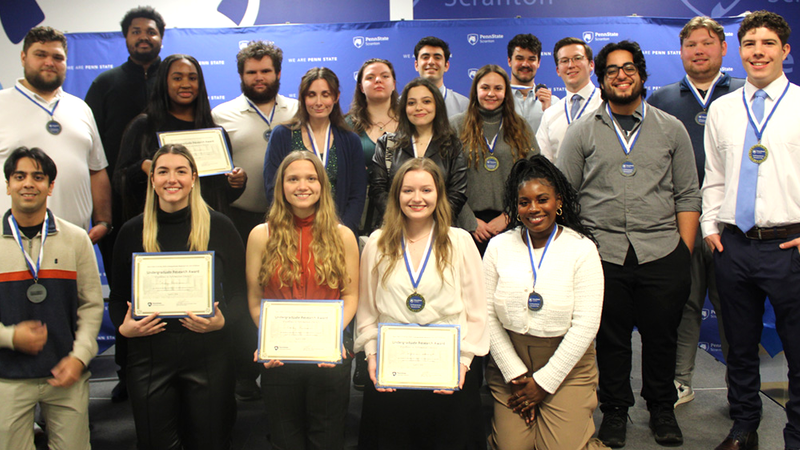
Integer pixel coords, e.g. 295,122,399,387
595,40,648,102
23,26,67,53
121,6,165,37
738,10,791,46
259,151,348,290
460,65,532,169
376,158,452,286
347,58,399,135
237,40,283,75
507,33,542,59
503,155,595,244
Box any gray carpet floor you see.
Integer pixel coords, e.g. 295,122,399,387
63,332,787,449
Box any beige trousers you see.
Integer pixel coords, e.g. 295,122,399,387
487,333,607,450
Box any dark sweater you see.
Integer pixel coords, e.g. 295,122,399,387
114,114,244,222
108,206,247,332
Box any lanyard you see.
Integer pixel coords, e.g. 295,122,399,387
483,120,503,156
245,98,276,127
9,212,49,282
607,102,646,156
16,86,60,120
525,224,558,288
306,123,332,167
402,223,435,292
685,72,723,110
565,88,596,124
742,81,790,143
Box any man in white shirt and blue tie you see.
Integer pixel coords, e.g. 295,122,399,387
702,10,800,450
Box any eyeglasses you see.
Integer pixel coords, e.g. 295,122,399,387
605,62,637,78
557,55,586,66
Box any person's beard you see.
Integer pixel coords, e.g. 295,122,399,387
242,78,280,104
128,40,160,64
603,79,644,105
25,68,63,92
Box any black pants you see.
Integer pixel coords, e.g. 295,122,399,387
127,330,236,450
597,241,691,411
715,228,800,448
358,365,486,450
260,359,351,450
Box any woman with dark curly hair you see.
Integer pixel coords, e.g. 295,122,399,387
483,155,607,450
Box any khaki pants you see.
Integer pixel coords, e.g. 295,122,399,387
487,333,607,450
0,371,91,450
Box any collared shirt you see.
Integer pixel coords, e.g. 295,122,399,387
0,80,107,231
557,101,701,265
513,85,560,135
701,74,800,237
212,93,299,212
439,84,469,118
648,73,745,185
536,82,600,162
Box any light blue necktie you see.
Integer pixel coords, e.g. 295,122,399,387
570,94,582,120
735,89,767,233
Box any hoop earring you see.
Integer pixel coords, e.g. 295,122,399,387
556,207,563,216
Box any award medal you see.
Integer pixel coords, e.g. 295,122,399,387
9,212,50,303
741,82,790,167
565,88,596,125
306,123,332,168
525,223,558,312
16,86,61,135
607,103,646,178
402,223,435,313
246,98,277,142
685,73,723,127
483,120,503,172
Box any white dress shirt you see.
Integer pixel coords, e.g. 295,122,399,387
536,82,600,162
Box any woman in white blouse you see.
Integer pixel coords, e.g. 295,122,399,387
483,155,607,450
355,157,488,449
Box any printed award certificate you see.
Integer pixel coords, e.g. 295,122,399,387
257,299,344,364
132,252,215,318
157,128,233,176
376,323,460,390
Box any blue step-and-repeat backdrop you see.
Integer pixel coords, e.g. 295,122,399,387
63,15,789,360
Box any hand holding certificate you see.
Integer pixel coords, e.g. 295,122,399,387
257,300,344,364
157,128,233,177
375,323,461,391
132,252,215,319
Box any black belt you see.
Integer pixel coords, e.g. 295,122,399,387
725,223,800,240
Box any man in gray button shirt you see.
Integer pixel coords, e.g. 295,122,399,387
558,40,701,448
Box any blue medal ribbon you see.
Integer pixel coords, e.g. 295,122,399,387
245,97,276,128
742,81,790,143
306,123,332,167
8,211,49,282
685,73,724,111
483,119,503,157
15,86,60,122
402,223,435,294
565,88,596,124
606,102,646,156
525,223,558,290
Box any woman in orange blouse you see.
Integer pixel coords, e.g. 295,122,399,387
245,150,359,450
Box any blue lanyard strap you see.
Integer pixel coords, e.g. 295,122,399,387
15,86,59,119
8,212,49,282
606,102,646,156
685,73,723,110
402,223,435,292
306,123,332,167
565,88,596,125
525,223,558,288
245,98,276,127
483,119,503,156
742,81,789,142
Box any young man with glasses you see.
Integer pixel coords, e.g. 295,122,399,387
536,37,601,161
557,40,701,448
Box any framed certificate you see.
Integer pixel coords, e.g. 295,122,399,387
157,127,233,177
132,252,215,319
376,323,461,391
257,299,344,364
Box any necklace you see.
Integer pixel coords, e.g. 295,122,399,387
406,230,432,244
374,117,395,131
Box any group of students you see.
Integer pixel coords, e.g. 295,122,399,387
100,39,607,450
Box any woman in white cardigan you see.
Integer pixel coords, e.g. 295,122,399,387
483,155,608,450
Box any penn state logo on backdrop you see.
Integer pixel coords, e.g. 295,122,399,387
468,68,478,80
701,308,710,320
467,34,478,46
353,71,359,81
698,342,710,351
353,36,365,49
582,31,594,44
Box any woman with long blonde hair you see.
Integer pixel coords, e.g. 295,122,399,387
450,64,540,255
355,157,488,449
246,150,359,450
109,144,246,450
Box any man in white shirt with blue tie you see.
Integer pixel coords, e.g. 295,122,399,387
702,10,799,450
536,37,601,162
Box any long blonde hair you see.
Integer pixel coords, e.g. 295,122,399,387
258,151,348,290
460,65,532,168
143,145,210,252
376,158,452,285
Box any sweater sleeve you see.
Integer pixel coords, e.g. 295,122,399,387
263,125,292,209
455,229,489,366
337,128,367,235
211,212,248,323
354,232,381,356
70,228,104,366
